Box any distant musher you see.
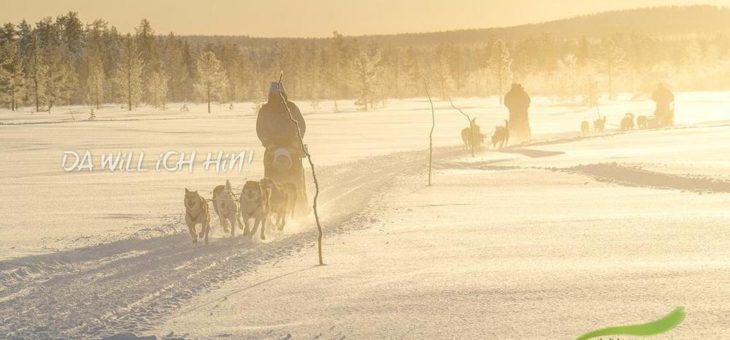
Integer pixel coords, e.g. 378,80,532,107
256,82,309,217
652,83,675,127
504,83,531,143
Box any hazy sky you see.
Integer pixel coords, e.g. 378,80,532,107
1,0,729,37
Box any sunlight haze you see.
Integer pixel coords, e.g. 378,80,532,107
3,1,730,339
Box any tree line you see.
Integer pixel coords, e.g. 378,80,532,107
1,11,730,112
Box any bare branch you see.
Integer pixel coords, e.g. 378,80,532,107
424,80,435,186
277,75,324,266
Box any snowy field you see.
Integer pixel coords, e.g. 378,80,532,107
1,92,729,338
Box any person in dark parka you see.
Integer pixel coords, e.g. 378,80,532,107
504,83,531,142
652,83,675,127
256,82,310,217
256,82,306,147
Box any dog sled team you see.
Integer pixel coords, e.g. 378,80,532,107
184,82,309,244
184,177,297,244
581,83,675,135
460,83,675,150
461,118,511,150
460,83,530,151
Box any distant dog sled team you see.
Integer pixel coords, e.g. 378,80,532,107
580,83,675,134
581,116,606,135
461,117,510,150
457,82,674,147
459,83,529,150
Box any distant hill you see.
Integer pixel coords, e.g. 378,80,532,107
181,5,730,47
372,5,730,44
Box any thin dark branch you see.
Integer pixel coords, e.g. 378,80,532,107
277,76,324,266
424,80,435,186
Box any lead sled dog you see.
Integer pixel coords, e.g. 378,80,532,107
184,188,211,244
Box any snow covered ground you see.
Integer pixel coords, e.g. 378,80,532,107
157,166,730,339
1,93,729,338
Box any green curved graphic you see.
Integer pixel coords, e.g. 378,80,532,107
576,307,685,340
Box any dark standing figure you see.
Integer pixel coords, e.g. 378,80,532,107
504,83,531,143
256,82,309,217
257,82,306,146
652,83,675,127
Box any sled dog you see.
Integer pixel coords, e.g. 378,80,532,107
636,115,648,129
239,181,268,240
260,178,295,231
184,189,211,244
491,120,510,148
620,113,635,131
593,116,607,133
212,180,242,237
461,118,485,151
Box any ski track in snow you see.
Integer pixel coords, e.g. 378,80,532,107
0,146,457,339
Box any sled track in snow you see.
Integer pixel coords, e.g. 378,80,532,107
435,159,730,194
0,146,459,339
561,163,730,194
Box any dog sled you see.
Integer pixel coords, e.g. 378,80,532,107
263,143,310,218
